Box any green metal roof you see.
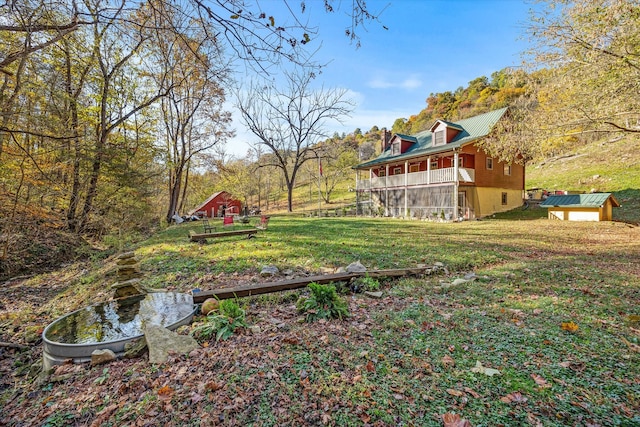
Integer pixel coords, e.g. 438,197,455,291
354,107,509,170
394,133,418,143
431,119,464,131
539,193,620,208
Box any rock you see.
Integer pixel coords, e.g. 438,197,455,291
249,325,261,335
463,272,477,281
364,291,383,299
49,373,74,383
346,261,367,273
124,338,148,359
116,257,139,266
451,278,468,286
434,262,444,267
260,265,279,277
91,349,117,366
111,278,146,299
117,266,141,275
24,325,43,343
118,251,136,260
144,324,200,364
201,298,220,315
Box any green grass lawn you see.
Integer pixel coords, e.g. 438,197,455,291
2,215,639,426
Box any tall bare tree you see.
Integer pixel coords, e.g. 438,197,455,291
142,0,233,223
237,71,354,211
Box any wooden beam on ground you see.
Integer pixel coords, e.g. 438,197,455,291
192,267,436,303
0,341,29,349
189,228,258,242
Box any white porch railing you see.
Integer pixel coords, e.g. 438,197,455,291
356,167,475,190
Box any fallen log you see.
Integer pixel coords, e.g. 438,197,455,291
0,341,29,349
192,266,437,303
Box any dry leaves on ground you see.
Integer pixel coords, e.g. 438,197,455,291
442,412,472,427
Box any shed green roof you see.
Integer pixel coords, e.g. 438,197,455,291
354,107,508,170
539,193,620,208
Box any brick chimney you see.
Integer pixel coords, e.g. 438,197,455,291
381,128,392,151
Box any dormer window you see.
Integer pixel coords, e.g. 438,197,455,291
434,130,445,146
391,141,400,155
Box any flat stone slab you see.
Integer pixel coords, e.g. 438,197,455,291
91,349,117,366
346,261,367,273
144,324,199,364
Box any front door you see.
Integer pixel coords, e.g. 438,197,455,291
458,191,467,219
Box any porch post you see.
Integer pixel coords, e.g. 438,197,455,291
369,168,373,216
427,156,431,185
385,164,389,216
404,160,408,217
453,150,459,221
355,170,359,216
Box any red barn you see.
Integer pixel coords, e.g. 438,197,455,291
190,191,242,218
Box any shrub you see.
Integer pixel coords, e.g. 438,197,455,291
297,282,349,322
191,298,248,341
351,275,380,293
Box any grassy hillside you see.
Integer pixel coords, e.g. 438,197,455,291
2,216,639,426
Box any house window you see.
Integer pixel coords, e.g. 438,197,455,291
434,130,445,146
430,159,438,169
393,167,402,175
504,164,511,176
391,141,400,155
378,168,385,177
486,158,494,170
501,192,508,205
409,164,419,173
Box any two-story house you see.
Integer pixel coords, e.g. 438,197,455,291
353,107,524,220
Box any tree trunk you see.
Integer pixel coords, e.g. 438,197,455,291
166,165,183,223
63,42,83,232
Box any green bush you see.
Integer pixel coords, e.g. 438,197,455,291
351,275,380,293
297,282,349,322
191,298,248,341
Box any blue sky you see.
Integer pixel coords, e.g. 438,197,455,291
225,0,535,156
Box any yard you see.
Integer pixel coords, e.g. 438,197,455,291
1,215,639,426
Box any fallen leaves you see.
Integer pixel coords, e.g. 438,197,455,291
561,321,579,332
446,388,465,397
441,354,456,369
157,385,174,401
531,373,551,389
365,360,375,372
442,412,472,427
500,391,528,404
463,387,481,398
620,336,640,353
470,361,501,376
204,381,224,392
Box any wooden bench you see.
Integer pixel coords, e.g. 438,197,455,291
200,219,215,233
189,228,258,242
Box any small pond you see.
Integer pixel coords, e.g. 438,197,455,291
43,292,195,368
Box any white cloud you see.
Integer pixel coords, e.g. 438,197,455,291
368,73,423,91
